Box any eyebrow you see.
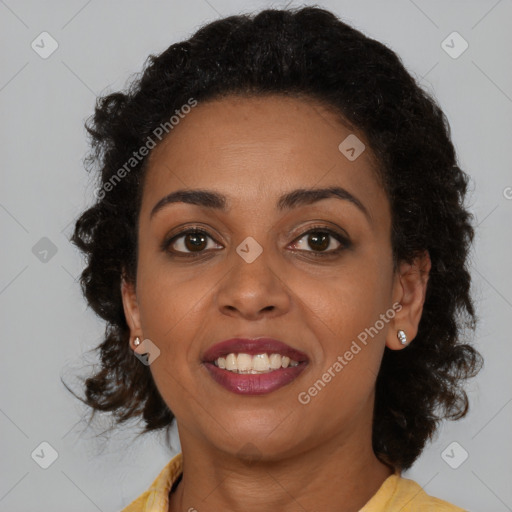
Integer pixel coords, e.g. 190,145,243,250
149,186,371,223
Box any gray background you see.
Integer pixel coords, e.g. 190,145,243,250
1,0,511,511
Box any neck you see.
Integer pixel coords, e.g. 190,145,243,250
168,428,394,512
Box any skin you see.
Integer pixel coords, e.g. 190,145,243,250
121,94,431,512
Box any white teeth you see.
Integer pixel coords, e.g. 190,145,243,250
213,352,301,373
237,353,252,372
253,353,270,371
225,353,237,371
269,353,281,369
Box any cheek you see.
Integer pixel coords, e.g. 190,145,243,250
294,269,391,423
303,253,393,339
297,249,393,396
134,261,206,414
135,244,209,333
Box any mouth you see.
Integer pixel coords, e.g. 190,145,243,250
212,352,301,373
201,337,309,395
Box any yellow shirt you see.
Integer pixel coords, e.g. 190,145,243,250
120,452,467,511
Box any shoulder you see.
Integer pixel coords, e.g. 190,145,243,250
119,453,183,512
360,473,467,512
389,475,467,511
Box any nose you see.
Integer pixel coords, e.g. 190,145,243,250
214,244,291,320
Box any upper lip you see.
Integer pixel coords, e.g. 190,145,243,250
202,337,309,363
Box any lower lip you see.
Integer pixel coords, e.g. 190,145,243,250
203,362,307,395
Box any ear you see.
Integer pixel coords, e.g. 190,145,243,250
386,250,431,350
120,272,143,350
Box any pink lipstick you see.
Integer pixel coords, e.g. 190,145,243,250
202,337,309,395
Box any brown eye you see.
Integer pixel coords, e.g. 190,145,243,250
164,229,222,255
183,232,208,252
290,228,350,256
307,232,331,252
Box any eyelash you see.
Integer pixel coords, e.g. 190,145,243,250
161,225,351,259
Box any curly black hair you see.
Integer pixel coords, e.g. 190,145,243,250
64,5,483,471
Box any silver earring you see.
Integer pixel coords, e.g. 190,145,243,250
133,336,141,347
397,330,407,345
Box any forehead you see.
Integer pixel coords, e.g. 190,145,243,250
141,94,387,219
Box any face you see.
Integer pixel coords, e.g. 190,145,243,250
121,94,429,461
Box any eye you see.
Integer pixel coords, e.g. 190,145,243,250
290,227,350,256
162,225,351,259
163,228,223,256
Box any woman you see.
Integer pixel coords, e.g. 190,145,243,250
68,6,482,511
